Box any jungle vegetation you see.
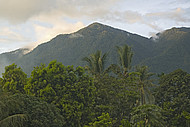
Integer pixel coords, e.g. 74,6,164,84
0,44,190,127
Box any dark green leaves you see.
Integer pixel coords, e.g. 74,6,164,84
25,60,96,126
0,63,27,94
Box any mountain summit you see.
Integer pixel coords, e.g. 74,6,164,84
0,22,190,75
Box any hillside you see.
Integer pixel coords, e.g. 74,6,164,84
0,48,29,76
142,27,190,73
14,23,154,75
0,23,190,75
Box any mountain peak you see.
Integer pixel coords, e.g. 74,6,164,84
150,27,190,42
87,22,107,28
83,22,109,31
77,22,128,36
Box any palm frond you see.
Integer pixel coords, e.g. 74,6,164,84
116,45,133,75
83,50,108,75
0,114,27,127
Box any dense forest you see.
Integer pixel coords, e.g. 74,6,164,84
0,44,190,127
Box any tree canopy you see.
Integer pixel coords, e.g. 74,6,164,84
0,63,27,94
24,60,96,126
154,69,190,126
0,46,189,127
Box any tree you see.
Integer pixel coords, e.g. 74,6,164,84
0,93,27,127
135,66,155,105
24,60,96,126
13,94,64,127
83,50,108,76
0,92,64,127
0,63,27,94
93,72,139,126
116,44,133,76
130,104,165,127
154,69,190,127
85,113,114,127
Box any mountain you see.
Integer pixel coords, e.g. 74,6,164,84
0,48,29,76
143,27,190,73
0,22,190,75
14,22,154,75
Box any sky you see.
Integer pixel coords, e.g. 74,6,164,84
0,0,190,53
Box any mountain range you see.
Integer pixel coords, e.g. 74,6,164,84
0,22,190,75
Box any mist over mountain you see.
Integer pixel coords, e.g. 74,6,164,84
0,22,190,75
0,48,29,76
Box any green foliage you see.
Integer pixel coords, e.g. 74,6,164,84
1,46,190,127
83,50,108,75
0,93,27,127
14,94,64,127
0,63,27,94
0,92,64,127
119,119,132,127
116,44,133,76
130,104,165,127
94,73,139,126
154,69,190,126
0,114,27,127
85,113,114,127
25,60,96,126
135,65,155,105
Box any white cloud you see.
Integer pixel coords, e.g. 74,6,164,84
0,27,29,43
29,14,85,49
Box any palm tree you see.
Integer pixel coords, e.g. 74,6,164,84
135,65,155,105
83,50,108,76
116,45,133,76
0,114,27,127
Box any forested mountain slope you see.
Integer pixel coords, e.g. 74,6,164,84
0,23,189,75
143,27,190,73
0,48,29,75
14,23,154,75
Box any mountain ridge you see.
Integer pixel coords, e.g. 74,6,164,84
0,22,190,75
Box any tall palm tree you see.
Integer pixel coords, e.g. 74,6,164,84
116,45,133,76
83,50,108,75
135,65,155,105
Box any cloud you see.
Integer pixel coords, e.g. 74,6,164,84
28,15,85,49
0,0,55,23
0,27,29,43
122,11,142,24
146,7,190,23
0,0,189,53
0,0,120,23
106,6,190,32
